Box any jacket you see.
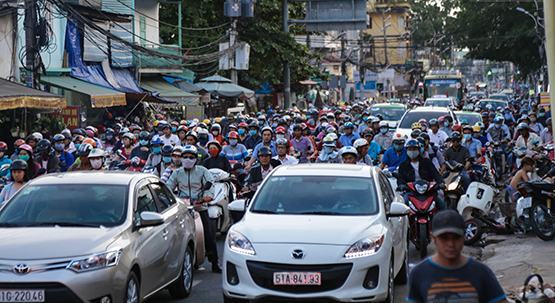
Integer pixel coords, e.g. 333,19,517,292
165,165,215,203
203,155,231,172
246,159,281,187
397,157,443,187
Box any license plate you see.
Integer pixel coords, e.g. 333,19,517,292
273,272,321,286
0,290,45,302
520,197,532,209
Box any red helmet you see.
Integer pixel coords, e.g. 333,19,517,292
228,131,239,139
238,122,248,128
19,144,33,153
452,124,462,132
0,141,7,152
276,126,287,134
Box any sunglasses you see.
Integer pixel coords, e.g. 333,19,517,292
182,156,196,160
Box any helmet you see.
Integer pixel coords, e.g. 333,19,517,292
258,146,273,157
462,125,473,132
10,159,28,171
14,139,25,147
362,128,374,137
419,132,430,141
211,123,222,132
71,128,84,136
261,126,273,134
182,145,198,157
517,122,529,130
238,122,248,128
162,145,173,156
411,122,422,130
177,125,188,133
18,144,33,154
379,121,389,128
186,131,198,141
0,141,7,152
493,116,504,124
353,138,369,149
61,129,72,139
450,131,462,141
203,119,211,125
292,124,303,131
369,116,380,123
452,124,462,133
88,148,106,158
86,126,97,134
472,125,481,132
275,126,287,134
150,136,163,146
343,122,355,129
77,143,93,156
392,133,407,145
276,138,288,146
139,131,151,141
248,121,259,129
206,140,222,150
85,130,95,138
328,133,338,141
410,129,422,138
405,139,420,148
418,118,428,126
82,138,97,148
157,121,170,131
32,132,43,141
339,146,358,157
228,131,239,139
172,146,184,154
323,135,336,147
52,134,65,143
36,139,52,153
428,118,439,126
122,132,135,141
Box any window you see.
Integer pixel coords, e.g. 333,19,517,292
398,16,405,29
378,174,395,212
136,185,157,214
150,183,176,212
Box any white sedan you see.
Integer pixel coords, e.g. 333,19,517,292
223,164,410,303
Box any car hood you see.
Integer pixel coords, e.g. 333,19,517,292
383,120,398,128
237,214,383,245
0,227,124,260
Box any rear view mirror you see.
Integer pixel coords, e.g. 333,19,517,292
387,202,410,218
138,211,164,228
229,199,247,223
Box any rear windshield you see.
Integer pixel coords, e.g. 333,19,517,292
399,111,449,128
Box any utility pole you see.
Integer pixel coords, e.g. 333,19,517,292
24,0,37,88
230,19,238,84
382,9,388,67
543,0,555,140
283,0,291,109
340,31,346,101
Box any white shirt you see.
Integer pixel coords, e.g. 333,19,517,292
273,155,299,166
428,129,449,147
410,161,421,181
161,134,180,146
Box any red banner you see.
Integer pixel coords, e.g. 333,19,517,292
61,106,80,129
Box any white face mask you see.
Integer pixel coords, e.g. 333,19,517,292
182,158,196,169
90,158,103,169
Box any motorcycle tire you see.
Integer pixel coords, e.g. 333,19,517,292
418,224,428,259
463,218,483,245
530,203,555,241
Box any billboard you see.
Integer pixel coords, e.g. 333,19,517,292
303,0,367,32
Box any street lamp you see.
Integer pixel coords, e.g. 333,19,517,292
516,7,544,29
516,6,546,91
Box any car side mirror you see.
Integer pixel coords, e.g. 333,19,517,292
138,211,164,228
229,199,248,223
387,202,410,218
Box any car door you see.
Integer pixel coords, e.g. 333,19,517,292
133,180,173,296
378,173,405,273
149,182,183,283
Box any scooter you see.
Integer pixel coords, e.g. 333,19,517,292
405,180,439,259
443,161,465,209
207,168,236,236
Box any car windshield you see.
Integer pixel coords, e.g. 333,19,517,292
370,106,406,121
477,100,507,110
0,184,127,227
456,113,481,126
489,95,509,101
399,111,449,128
251,176,378,216
424,99,450,107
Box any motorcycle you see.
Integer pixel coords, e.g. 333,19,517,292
486,140,510,187
405,180,439,259
443,161,465,209
207,168,236,236
516,166,555,241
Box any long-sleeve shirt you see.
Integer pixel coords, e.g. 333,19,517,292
165,165,215,204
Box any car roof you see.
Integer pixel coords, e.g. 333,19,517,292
477,99,508,103
455,111,480,116
426,98,450,101
371,103,405,108
29,171,151,186
271,164,376,178
407,106,451,113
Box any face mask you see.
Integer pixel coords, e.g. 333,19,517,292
393,144,404,151
90,158,103,169
152,146,161,154
209,149,219,157
249,130,257,136
494,124,501,129
539,113,546,118
238,129,246,136
163,156,172,164
324,146,334,153
407,150,419,159
139,140,148,146
172,158,182,166
54,143,65,152
276,134,285,140
258,121,265,127
106,135,113,141
19,155,30,161
229,139,238,146
380,128,388,134
443,121,450,128
212,130,219,136
199,135,208,145
463,134,472,141
530,117,537,122
172,127,177,133
182,158,196,169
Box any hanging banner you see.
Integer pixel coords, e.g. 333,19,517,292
61,106,80,129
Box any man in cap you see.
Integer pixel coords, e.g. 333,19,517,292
408,210,507,303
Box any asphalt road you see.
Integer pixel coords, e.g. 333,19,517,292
147,239,432,303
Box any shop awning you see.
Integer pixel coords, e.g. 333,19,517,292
41,76,126,108
140,79,200,105
196,75,254,98
0,78,65,110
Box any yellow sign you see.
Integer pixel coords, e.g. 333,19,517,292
540,92,550,105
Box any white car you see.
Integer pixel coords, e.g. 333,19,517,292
223,164,410,303
396,106,457,138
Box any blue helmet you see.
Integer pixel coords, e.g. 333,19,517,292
405,139,420,148
150,136,163,146
344,122,355,129
493,116,504,124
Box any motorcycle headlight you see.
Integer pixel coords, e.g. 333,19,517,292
344,234,384,259
227,230,256,256
447,176,461,191
408,201,418,212
67,250,122,273
427,201,436,212
415,183,428,194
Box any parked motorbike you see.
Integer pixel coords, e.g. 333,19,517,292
405,180,439,259
444,161,465,209
207,168,236,236
516,166,555,241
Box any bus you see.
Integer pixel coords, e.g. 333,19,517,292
424,70,464,102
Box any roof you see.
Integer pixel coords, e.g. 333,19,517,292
408,106,451,113
140,79,199,105
271,164,375,178
477,99,508,104
196,75,254,98
0,78,65,110
30,171,150,186
371,103,406,108
455,111,481,116
40,76,126,108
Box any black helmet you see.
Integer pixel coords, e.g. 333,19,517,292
450,131,462,141
72,128,87,137
36,139,52,153
258,146,272,157
419,132,430,141
52,134,65,143
248,121,259,129
161,144,173,156
410,129,422,139
10,159,28,171
139,131,151,141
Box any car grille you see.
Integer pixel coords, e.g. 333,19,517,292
0,260,71,274
246,261,352,294
0,282,83,303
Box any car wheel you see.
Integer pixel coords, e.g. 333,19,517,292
394,247,408,285
223,294,249,303
169,246,194,299
124,272,140,303
379,261,395,303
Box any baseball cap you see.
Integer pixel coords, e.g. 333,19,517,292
431,210,465,237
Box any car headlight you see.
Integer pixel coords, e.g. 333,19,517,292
344,234,384,259
227,230,256,256
415,183,428,194
447,176,461,191
67,250,122,273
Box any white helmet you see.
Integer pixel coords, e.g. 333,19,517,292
353,138,369,149
32,132,43,141
379,121,389,128
88,148,106,158
323,135,336,147
339,146,358,157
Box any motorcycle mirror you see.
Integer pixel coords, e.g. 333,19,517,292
203,181,213,191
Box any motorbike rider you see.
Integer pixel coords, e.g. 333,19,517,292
419,133,443,170
145,136,164,176
127,131,150,168
353,138,373,165
339,146,358,164
243,122,262,150
439,116,453,136
461,125,482,160
164,145,222,273
35,139,60,175
159,121,180,146
487,116,510,142
442,132,472,191
509,156,536,201
118,132,135,160
88,148,106,171
203,141,231,172
0,142,12,177
61,129,76,154
274,138,298,165
473,124,488,146
374,121,393,151
177,125,188,146
210,124,225,145
246,127,277,169
68,143,93,171
361,129,381,162
528,112,544,134
380,134,407,171
339,122,359,147
245,146,281,192
0,160,29,204
184,131,209,162
237,122,249,144
397,139,445,209
428,119,449,147
540,118,553,145
290,124,314,163
515,122,542,154
52,134,75,172
316,135,340,163
222,131,249,164
103,128,116,154
161,146,183,182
